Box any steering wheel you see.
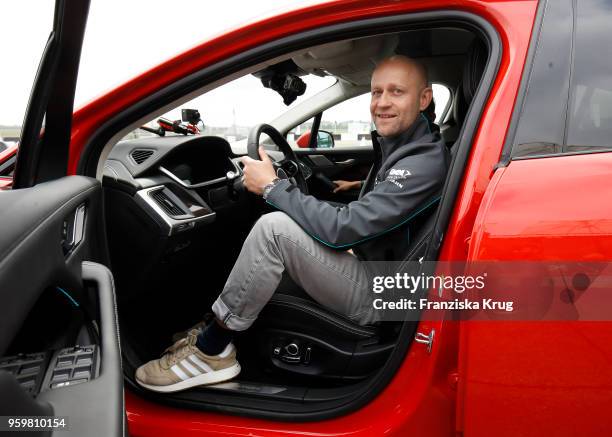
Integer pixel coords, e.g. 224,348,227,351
247,123,308,194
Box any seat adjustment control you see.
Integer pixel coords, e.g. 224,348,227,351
285,343,299,356
43,345,99,390
273,340,312,364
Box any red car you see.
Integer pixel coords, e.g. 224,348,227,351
1,0,611,436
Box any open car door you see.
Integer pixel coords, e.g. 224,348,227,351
0,1,125,436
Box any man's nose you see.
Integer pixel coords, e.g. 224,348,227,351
377,90,392,107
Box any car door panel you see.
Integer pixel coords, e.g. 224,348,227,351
35,262,124,437
0,176,124,436
460,154,612,436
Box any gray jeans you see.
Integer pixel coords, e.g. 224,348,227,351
212,211,374,330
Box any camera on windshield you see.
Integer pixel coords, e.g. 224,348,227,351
181,109,201,125
260,72,306,105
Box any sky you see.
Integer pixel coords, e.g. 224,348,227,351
0,0,326,126
1,0,449,130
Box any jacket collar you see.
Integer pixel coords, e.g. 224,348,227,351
362,114,438,197
373,113,432,162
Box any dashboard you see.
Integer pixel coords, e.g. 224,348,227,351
102,135,259,297
101,133,363,299
104,135,249,236
103,134,312,237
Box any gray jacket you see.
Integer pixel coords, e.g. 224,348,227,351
266,114,449,263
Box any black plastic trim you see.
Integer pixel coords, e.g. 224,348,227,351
561,0,577,147
14,0,91,188
307,112,323,149
424,25,501,263
498,0,548,165
512,148,612,161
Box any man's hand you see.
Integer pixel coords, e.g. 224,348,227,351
333,180,361,193
241,146,278,195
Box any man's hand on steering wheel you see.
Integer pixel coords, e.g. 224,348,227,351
241,146,277,196
243,123,308,194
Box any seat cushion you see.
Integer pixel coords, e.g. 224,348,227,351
265,273,380,341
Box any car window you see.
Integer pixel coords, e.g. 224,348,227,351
511,0,612,158
123,74,336,142
511,0,572,158
565,0,612,152
287,94,372,149
432,84,451,123
287,83,451,149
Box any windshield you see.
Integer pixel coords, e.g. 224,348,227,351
126,74,336,141
75,0,328,109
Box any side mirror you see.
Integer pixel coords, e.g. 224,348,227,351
294,130,335,148
316,130,335,148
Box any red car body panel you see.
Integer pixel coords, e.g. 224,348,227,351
459,154,612,436
0,143,17,190
0,143,17,163
58,0,537,435
0,178,12,190
296,131,312,148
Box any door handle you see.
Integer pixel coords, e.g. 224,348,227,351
333,159,355,166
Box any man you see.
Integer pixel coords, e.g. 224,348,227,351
135,55,449,393
333,98,439,193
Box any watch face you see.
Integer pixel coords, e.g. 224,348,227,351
263,183,275,199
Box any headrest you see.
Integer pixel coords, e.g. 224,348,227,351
462,38,488,104
452,38,488,125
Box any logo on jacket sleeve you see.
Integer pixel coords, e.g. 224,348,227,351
389,169,411,178
384,168,412,188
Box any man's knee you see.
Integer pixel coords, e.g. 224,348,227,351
253,211,296,236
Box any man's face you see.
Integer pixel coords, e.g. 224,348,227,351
370,59,432,137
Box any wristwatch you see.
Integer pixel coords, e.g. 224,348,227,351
262,177,282,199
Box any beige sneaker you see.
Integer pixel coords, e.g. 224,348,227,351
135,332,240,393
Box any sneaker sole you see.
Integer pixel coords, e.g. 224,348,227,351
136,362,241,393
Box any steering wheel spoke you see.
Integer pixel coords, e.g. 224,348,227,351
274,158,300,179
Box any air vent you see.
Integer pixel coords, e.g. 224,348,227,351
130,149,154,164
150,189,184,217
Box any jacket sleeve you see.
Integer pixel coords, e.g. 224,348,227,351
265,151,446,249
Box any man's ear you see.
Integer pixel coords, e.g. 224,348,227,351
419,87,433,111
